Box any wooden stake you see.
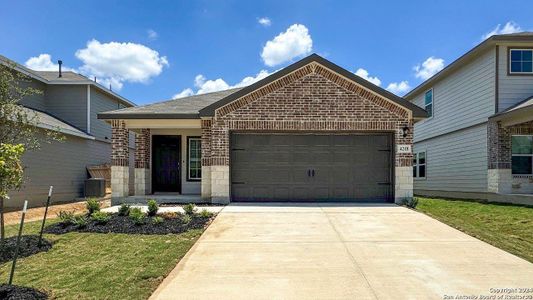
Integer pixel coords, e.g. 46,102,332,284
8,200,27,285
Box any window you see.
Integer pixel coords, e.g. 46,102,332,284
512,135,533,175
187,137,202,180
509,49,533,74
413,152,426,178
424,89,433,118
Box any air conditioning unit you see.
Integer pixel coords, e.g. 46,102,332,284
85,178,106,197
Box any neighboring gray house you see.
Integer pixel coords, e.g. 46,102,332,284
406,33,533,204
1,55,136,209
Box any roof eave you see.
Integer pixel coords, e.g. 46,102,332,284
97,113,200,120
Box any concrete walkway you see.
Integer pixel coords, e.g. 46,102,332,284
150,203,533,300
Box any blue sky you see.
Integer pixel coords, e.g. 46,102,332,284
1,0,531,105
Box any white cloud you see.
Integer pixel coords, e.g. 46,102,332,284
173,88,194,99
147,29,158,41
75,39,168,91
354,68,381,86
386,81,411,95
414,57,445,80
172,70,272,98
261,24,313,67
482,21,522,40
25,54,73,71
258,17,271,27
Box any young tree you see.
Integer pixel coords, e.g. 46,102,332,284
0,61,61,242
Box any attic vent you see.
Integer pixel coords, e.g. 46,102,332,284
58,60,63,78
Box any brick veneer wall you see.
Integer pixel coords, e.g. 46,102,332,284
202,63,413,168
488,120,533,169
111,120,129,166
134,129,150,168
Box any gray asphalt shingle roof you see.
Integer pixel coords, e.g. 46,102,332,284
24,107,94,139
34,70,92,82
98,88,243,119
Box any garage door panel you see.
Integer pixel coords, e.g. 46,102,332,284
231,134,392,202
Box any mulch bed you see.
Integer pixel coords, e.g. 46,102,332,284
0,235,53,264
44,213,215,235
0,284,48,300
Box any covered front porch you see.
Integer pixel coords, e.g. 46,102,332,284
109,118,207,205
488,96,533,196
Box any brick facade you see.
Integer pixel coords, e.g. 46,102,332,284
134,129,151,169
488,120,533,169
202,63,413,168
111,120,129,166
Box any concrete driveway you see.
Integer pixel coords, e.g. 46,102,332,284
150,203,533,300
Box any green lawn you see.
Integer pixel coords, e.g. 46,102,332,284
0,218,204,299
416,197,533,263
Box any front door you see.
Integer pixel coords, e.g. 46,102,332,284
152,135,181,193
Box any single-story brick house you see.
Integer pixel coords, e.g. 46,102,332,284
98,54,428,204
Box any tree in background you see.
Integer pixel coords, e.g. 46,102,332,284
0,61,62,242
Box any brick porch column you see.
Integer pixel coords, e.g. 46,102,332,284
200,119,212,202
111,120,130,200
134,129,151,195
487,120,512,194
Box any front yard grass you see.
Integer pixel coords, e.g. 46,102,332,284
416,197,533,263
0,218,204,299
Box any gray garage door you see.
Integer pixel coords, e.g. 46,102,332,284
230,133,393,202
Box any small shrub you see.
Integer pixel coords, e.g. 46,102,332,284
147,199,159,216
73,216,88,228
118,203,131,216
129,207,146,225
199,209,213,218
152,216,164,225
182,214,192,224
91,211,111,224
183,203,197,215
58,210,75,224
86,198,100,215
400,197,419,209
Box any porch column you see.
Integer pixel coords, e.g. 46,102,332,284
111,120,130,200
200,119,212,201
394,121,414,203
487,120,512,194
134,129,151,195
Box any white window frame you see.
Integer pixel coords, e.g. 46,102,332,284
509,48,533,75
187,137,202,181
413,151,426,179
424,89,433,119
511,134,533,176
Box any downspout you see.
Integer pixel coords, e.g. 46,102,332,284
87,85,91,133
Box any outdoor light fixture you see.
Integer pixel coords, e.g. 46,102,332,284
402,126,410,138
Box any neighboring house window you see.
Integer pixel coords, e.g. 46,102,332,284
512,135,533,175
187,137,202,180
509,49,533,74
413,152,426,178
424,89,433,118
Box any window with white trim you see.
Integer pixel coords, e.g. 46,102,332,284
187,137,202,180
512,135,533,175
509,49,533,74
424,89,433,118
413,152,426,178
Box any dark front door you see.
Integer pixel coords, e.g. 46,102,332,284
230,133,393,202
152,135,181,193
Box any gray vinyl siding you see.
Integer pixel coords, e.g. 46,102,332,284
19,78,47,111
497,43,533,112
90,87,122,140
45,85,87,131
7,133,111,209
411,48,496,142
413,123,488,193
